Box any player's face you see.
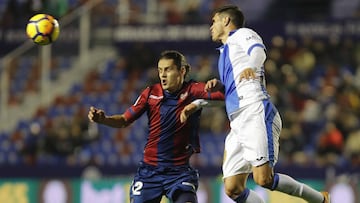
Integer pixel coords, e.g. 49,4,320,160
210,13,226,43
158,59,185,93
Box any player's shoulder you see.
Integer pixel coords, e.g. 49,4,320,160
185,80,206,91
144,83,162,90
186,80,205,86
141,83,162,95
235,27,257,34
148,83,162,89
233,28,262,41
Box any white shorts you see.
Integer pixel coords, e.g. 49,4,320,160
222,100,282,179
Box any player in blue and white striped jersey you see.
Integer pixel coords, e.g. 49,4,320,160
182,5,330,203
209,5,330,203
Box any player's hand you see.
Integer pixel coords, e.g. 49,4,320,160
239,68,256,81
88,106,105,123
180,103,198,123
204,78,224,92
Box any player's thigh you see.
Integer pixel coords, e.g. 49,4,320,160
173,191,197,203
131,196,162,203
130,167,163,203
223,127,252,178
240,100,281,167
223,106,264,178
130,187,162,203
165,166,199,201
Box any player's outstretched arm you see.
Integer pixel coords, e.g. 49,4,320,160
88,106,128,128
204,78,224,92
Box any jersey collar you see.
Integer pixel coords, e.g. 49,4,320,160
229,29,238,36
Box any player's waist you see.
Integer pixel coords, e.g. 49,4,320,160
226,97,268,121
139,161,193,172
235,77,265,90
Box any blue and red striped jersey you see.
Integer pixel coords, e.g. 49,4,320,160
123,80,224,167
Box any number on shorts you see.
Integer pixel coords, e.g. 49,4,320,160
132,181,143,195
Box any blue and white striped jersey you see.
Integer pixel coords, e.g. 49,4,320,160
217,28,270,119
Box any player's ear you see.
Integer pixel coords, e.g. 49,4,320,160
180,66,186,75
224,16,231,26
180,65,188,78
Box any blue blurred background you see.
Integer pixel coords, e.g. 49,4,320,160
0,0,359,202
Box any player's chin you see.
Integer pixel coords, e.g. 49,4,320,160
211,35,218,42
161,83,168,90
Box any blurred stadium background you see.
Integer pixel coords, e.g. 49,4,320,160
0,0,359,202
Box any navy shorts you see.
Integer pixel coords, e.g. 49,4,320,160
130,162,199,203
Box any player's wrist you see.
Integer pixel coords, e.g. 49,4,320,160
191,99,208,110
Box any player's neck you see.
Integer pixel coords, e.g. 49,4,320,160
221,32,230,44
222,27,237,44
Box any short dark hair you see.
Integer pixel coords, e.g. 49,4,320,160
213,5,245,28
159,50,191,77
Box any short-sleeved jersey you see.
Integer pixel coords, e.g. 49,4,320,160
217,28,270,119
123,80,224,167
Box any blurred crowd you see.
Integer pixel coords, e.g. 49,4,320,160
19,106,99,165
265,36,360,168
0,0,359,171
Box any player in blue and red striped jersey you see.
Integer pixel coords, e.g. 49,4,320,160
88,50,224,203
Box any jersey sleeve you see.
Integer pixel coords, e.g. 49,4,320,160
235,28,265,55
123,87,150,123
189,82,225,100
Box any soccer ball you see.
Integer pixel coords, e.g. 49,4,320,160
26,14,60,45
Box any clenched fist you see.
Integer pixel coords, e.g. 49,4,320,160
88,106,105,123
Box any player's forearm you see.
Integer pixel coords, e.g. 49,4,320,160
100,114,128,128
191,99,224,109
180,99,224,123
